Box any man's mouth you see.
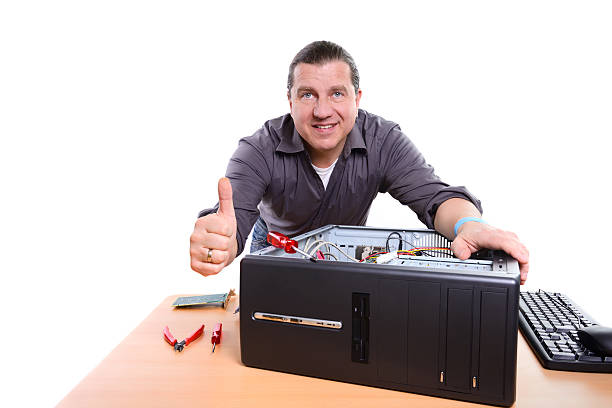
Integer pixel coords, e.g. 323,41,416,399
313,123,337,129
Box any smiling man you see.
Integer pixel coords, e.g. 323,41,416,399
190,41,529,283
289,60,361,168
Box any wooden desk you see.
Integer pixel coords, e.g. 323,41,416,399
58,295,612,407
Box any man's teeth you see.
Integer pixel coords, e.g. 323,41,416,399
315,124,334,129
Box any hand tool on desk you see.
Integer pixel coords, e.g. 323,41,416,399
163,324,204,352
267,231,317,262
211,323,222,353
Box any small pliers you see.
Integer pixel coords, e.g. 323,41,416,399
163,324,204,352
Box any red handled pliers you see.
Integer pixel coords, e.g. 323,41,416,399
163,324,204,352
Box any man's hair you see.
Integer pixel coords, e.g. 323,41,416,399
287,41,360,96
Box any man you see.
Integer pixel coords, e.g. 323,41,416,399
190,41,529,283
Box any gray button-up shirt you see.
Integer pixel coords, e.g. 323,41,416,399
199,109,482,256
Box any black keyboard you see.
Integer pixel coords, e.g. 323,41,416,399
519,290,612,372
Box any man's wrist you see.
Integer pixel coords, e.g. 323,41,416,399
454,217,486,237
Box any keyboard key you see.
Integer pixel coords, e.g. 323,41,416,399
551,351,576,360
541,321,554,332
544,340,557,349
555,325,573,333
578,354,603,362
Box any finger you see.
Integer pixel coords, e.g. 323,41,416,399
191,260,225,276
196,214,233,237
503,242,529,266
198,233,232,252
190,242,228,264
450,238,472,260
471,230,529,263
217,177,235,219
519,260,529,285
484,238,530,282
195,247,229,265
482,233,528,283
203,248,229,265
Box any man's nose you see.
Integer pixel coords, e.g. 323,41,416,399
313,97,333,118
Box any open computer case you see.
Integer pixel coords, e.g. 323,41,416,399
240,225,520,406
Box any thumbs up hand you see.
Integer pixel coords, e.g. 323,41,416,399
190,178,238,276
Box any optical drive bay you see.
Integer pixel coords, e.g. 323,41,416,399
239,225,520,406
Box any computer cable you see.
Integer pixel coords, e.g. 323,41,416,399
307,241,359,262
385,231,403,252
385,231,452,257
320,252,338,261
359,247,452,263
304,237,330,255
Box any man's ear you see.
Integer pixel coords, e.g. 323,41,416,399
355,88,362,108
287,91,293,112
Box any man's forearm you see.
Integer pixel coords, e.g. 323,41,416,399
434,198,482,240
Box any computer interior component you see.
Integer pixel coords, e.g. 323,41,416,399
240,225,520,407
171,289,235,308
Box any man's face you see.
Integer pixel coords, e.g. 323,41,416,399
289,61,362,164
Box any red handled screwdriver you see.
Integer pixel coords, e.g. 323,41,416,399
267,231,317,261
211,323,222,353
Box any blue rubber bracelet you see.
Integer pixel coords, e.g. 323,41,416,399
454,217,486,236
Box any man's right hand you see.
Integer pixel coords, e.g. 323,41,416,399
190,177,238,276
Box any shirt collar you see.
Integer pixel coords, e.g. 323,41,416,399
276,125,306,154
341,123,366,158
276,114,366,158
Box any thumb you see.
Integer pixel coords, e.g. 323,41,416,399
217,177,235,220
451,237,472,260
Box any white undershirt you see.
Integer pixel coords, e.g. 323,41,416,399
311,159,338,189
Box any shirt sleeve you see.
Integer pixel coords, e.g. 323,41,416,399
378,126,483,229
198,136,272,257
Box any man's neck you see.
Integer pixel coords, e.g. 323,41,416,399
306,139,346,168
308,149,342,168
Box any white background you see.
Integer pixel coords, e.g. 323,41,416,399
1,1,611,406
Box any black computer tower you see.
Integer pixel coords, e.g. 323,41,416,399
240,225,520,406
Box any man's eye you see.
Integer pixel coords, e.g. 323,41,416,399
302,92,313,99
333,91,343,97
